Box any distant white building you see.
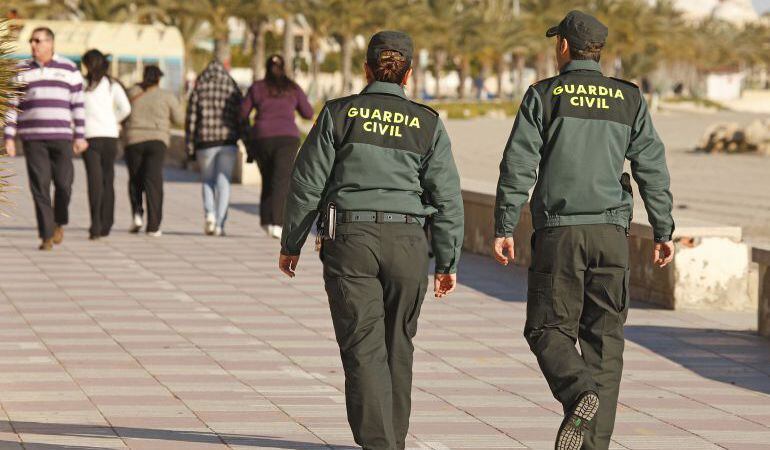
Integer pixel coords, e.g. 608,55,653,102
649,0,760,25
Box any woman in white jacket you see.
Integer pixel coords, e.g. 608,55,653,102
81,49,131,239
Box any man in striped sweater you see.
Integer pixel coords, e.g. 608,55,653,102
3,27,88,250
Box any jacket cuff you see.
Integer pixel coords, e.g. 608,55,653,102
654,235,672,243
280,247,301,257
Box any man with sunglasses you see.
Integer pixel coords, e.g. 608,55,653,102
4,27,87,250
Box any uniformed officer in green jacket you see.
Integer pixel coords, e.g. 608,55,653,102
278,30,464,450
493,11,675,450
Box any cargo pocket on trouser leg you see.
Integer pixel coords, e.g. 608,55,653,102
324,276,358,350
404,276,429,339
524,270,555,339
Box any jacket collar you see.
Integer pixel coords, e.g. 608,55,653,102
560,59,602,75
361,81,407,99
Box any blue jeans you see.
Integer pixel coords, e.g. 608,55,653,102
196,145,237,228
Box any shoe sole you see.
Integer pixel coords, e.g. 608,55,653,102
555,392,600,450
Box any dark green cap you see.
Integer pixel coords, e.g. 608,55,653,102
366,30,413,66
546,10,608,50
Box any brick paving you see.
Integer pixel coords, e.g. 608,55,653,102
0,156,769,449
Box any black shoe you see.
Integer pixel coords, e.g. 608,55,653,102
555,391,599,450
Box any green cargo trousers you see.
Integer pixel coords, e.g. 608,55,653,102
321,222,430,450
524,224,630,450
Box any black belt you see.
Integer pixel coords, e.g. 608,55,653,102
336,211,418,224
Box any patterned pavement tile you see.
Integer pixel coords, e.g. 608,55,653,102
0,159,769,449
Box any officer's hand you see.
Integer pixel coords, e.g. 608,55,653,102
279,253,300,278
493,237,515,266
434,273,456,299
3,139,16,157
654,241,675,268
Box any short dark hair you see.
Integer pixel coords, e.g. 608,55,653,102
31,27,55,40
369,50,410,84
568,40,603,63
140,65,163,90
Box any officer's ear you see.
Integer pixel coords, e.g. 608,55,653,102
558,36,570,58
364,62,374,83
401,67,413,87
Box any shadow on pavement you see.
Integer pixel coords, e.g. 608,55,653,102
626,325,770,395
457,253,528,302
230,202,260,216
0,421,356,449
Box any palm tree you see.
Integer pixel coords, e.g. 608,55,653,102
323,0,385,95
1,19,19,215
238,0,281,81
50,0,134,21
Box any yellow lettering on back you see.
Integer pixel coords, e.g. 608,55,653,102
348,107,358,118
615,90,625,100
570,96,580,106
371,109,382,120
564,85,575,94
383,111,393,122
363,121,373,132
588,85,597,95
409,117,420,128
553,86,564,96
577,85,587,95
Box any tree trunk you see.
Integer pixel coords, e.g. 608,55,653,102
341,35,353,95
214,37,230,65
309,35,321,101
411,49,424,99
251,22,266,81
458,56,470,100
496,54,507,99
283,15,295,77
513,53,525,98
433,49,447,99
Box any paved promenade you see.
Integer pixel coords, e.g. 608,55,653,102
0,157,769,449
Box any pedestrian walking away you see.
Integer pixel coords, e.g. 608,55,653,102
241,54,313,239
2,26,88,250
123,66,184,237
185,58,243,237
278,31,464,450
81,49,131,240
493,11,675,450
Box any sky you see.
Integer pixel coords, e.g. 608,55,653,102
754,0,770,14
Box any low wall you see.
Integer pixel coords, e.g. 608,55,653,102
753,247,770,337
462,188,755,311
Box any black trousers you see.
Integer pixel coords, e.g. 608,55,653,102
124,140,165,232
23,140,74,240
525,224,630,450
251,136,299,226
321,222,430,450
83,137,118,237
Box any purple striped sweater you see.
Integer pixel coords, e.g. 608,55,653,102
3,54,85,141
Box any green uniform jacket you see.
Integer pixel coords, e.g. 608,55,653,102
281,81,464,274
495,60,674,241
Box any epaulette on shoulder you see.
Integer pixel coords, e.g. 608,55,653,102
409,100,439,117
610,77,639,89
532,75,559,87
325,94,359,107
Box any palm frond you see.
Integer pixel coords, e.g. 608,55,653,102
0,18,20,218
